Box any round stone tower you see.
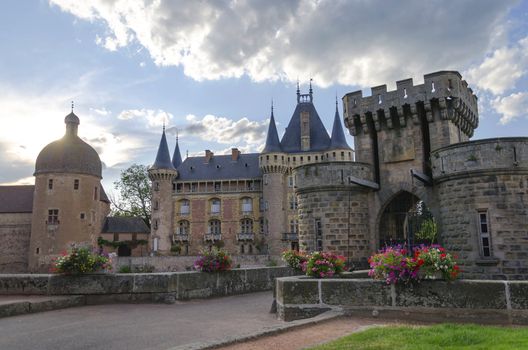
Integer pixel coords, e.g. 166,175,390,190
29,111,108,271
148,127,178,255
259,106,288,256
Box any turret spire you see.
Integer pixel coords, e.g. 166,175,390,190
151,127,175,170
172,130,182,168
329,100,351,150
263,103,282,153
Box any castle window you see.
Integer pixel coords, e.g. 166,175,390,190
315,156,318,161
94,186,98,200
172,183,176,192
47,209,59,225
274,155,277,161
214,182,221,192
74,179,79,190
259,197,264,212
153,237,159,252
153,200,159,210
154,182,160,191
341,151,344,159
289,194,298,210
249,245,253,254
180,200,190,215
191,183,197,192
208,219,221,235
241,244,245,254
241,197,252,213
48,179,53,190
240,218,253,233
80,213,85,219
315,219,323,251
308,156,311,161
293,156,296,162
153,219,159,230
113,233,119,241
333,152,336,158
288,176,294,187
289,219,298,234
35,247,40,255
259,217,265,234
177,220,190,235
266,155,269,161
210,199,221,214
478,210,492,257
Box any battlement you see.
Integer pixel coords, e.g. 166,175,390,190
431,137,528,181
343,71,478,137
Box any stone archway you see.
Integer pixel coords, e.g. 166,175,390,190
378,191,436,249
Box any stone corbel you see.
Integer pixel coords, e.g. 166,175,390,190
410,104,420,125
384,109,393,129
360,114,369,134
373,111,381,131
398,106,406,127
424,100,433,122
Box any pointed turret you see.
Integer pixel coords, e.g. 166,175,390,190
172,134,182,168
151,126,175,170
329,100,351,150
262,102,282,153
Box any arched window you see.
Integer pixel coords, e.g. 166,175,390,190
241,197,252,213
240,218,253,233
177,220,189,235
210,198,221,214
209,219,221,235
180,199,190,215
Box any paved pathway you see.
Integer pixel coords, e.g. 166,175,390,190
0,292,286,350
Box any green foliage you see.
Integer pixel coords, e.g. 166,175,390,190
308,323,528,350
415,218,438,242
133,264,155,273
52,246,111,275
112,164,151,227
467,154,478,161
266,259,278,267
118,265,132,273
170,244,182,255
281,249,308,271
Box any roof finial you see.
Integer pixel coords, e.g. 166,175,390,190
309,78,313,94
296,78,300,103
335,92,338,111
176,129,179,143
271,99,274,116
186,150,189,158
162,121,165,133
71,101,74,112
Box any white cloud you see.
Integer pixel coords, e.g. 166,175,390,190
117,108,173,128
492,92,528,125
50,0,515,88
466,37,528,95
179,113,267,147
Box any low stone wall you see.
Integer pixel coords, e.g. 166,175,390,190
0,267,294,304
114,254,276,272
276,276,528,324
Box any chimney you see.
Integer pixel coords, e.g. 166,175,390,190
205,150,214,163
231,148,241,161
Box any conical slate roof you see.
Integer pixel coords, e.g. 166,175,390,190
262,107,282,153
280,100,331,152
151,128,175,170
329,103,351,149
172,138,182,168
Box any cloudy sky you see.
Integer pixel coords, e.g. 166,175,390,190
0,0,527,194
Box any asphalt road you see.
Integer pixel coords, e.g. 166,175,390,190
0,291,281,350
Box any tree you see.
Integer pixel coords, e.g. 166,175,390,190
111,164,151,227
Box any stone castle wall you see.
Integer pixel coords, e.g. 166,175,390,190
432,137,528,279
0,213,31,273
295,162,373,266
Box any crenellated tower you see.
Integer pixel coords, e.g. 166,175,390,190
148,127,178,254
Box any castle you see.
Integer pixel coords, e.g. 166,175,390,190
149,71,528,280
0,70,527,279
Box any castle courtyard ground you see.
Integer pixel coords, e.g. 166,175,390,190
0,291,387,350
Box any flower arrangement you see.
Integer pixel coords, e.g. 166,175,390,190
414,245,460,281
281,249,308,271
303,251,347,278
368,246,418,284
52,246,112,275
368,244,460,284
194,247,232,272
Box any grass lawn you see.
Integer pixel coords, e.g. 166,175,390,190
308,323,528,350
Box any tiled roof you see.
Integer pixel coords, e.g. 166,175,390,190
280,102,331,152
177,153,261,181
0,186,34,213
172,139,183,168
101,216,150,234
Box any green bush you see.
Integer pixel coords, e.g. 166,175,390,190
118,265,132,273
52,246,111,275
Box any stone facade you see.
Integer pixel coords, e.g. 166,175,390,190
0,213,31,273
